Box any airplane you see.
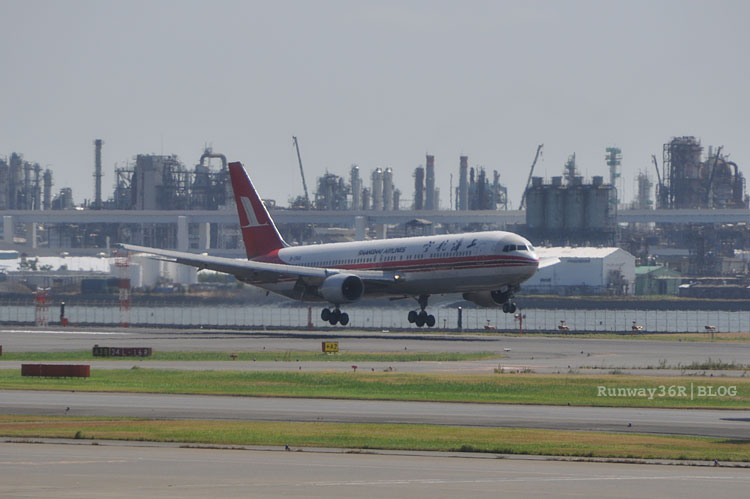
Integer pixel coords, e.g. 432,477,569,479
120,162,558,327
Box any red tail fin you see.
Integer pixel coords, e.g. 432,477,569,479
228,162,287,259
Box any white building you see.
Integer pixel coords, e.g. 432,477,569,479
524,247,636,295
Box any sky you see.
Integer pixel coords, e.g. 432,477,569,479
1,0,748,209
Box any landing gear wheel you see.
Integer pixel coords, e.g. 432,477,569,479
414,310,429,327
509,302,517,314
425,314,436,328
502,302,510,314
339,313,349,326
321,308,331,321
408,310,418,323
328,309,341,326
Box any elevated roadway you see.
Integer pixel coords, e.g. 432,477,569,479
3,207,750,229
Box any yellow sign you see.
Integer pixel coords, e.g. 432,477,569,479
322,341,339,353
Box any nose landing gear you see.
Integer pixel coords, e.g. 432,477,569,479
502,301,517,314
407,295,436,328
321,307,349,326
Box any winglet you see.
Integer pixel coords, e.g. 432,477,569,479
229,162,287,259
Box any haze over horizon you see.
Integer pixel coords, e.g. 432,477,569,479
1,0,748,209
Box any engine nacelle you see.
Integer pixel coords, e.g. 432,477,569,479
462,290,510,308
319,274,365,304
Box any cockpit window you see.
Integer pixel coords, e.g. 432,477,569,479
504,244,528,252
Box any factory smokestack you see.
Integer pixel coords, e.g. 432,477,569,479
425,154,435,210
459,155,469,210
23,161,32,209
33,163,41,210
414,166,424,210
43,169,53,211
94,139,103,209
383,168,393,211
350,165,361,210
371,168,383,211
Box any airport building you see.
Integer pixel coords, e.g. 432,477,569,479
523,247,636,296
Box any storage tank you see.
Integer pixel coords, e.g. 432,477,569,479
564,185,585,231
134,155,162,210
525,178,546,230
585,185,613,230
544,183,565,231
129,254,160,288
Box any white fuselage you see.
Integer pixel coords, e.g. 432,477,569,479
251,231,539,301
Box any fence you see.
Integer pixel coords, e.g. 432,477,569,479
0,300,748,333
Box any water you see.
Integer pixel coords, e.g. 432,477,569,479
4,303,748,333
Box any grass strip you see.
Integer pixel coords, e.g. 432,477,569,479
0,416,747,461
0,351,499,362
501,332,750,342
0,370,747,408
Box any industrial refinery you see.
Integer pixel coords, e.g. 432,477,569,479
1,135,749,295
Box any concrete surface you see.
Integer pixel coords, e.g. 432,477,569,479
2,390,748,439
1,326,748,376
0,442,747,499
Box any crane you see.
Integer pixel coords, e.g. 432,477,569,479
519,144,543,211
292,136,311,210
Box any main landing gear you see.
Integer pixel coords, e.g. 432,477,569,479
408,294,436,328
496,287,517,314
321,307,349,326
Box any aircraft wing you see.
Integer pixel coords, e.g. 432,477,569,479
538,257,560,269
118,243,401,285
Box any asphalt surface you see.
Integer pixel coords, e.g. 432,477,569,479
1,325,748,497
2,390,748,439
1,442,747,499
1,326,748,375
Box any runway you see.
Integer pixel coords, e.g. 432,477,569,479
2,390,748,439
1,326,748,375
0,442,747,498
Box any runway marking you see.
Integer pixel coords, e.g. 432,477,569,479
303,475,748,487
0,459,128,466
0,329,129,336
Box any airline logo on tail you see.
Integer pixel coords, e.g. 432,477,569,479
240,197,268,228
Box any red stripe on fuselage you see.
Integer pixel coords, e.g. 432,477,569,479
245,252,537,285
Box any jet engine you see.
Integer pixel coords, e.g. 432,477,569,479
319,274,364,304
462,290,510,308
